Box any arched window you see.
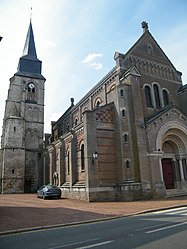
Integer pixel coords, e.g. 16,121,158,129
122,109,126,118
147,43,154,55
120,89,124,97
26,82,36,103
74,117,78,126
126,160,130,169
94,97,102,108
153,84,161,108
163,89,169,106
81,144,85,171
66,123,70,132
96,101,100,108
145,85,153,107
124,134,128,143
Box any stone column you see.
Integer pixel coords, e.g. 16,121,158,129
179,158,185,181
48,145,55,185
69,133,77,187
159,156,164,182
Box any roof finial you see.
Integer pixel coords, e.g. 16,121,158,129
30,7,32,21
141,21,149,33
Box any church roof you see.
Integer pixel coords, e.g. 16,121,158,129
16,20,45,80
178,84,187,93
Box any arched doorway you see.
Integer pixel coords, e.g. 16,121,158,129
161,140,178,189
162,158,174,189
156,122,187,192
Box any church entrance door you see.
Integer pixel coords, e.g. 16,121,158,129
162,158,174,189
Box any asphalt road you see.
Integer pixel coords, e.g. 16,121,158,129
0,207,187,249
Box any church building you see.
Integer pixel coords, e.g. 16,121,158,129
0,21,45,193
44,22,187,201
1,21,187,201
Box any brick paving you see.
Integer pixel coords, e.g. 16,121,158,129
0,194,187,234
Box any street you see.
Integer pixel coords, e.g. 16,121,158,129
0,207,187,249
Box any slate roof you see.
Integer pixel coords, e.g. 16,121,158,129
16,21,45,80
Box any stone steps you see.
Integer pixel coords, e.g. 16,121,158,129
166,189,187,198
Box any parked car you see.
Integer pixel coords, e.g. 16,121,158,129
37,185,61,199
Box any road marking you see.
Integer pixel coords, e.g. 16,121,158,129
48,238,100,249
76,240,114,248
153,207,187,214
146,221,187,234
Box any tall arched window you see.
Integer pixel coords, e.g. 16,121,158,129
163,89,169,106
120,89,124,97
153,84,161,108
81,144,85,171
145,85,153,107
67,150,70,175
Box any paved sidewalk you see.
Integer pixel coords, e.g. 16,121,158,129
0,194,187,235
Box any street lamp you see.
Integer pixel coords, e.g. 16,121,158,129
93,151,98,160
92,151,98,165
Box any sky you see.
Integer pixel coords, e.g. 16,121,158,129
0,0,187,136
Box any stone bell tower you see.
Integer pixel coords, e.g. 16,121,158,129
0,20,45,193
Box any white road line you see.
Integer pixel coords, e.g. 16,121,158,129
146,221,187,234
153,207,187,214
76,240,114,249
48,238,100,249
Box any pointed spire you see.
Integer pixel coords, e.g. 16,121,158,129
16,20,44,79
22,20,37,59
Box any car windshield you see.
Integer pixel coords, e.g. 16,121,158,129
47,185,58,189
39,185,58,190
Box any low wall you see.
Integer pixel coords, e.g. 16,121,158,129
60,182,156,202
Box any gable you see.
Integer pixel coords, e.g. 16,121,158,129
145,104,187,125
125,30,176,69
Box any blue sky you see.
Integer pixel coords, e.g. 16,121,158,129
0,0,187,134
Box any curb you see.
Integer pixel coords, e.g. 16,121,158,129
0,204,187,237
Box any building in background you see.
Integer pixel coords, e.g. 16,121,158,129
0,21,45,193
44,22,187,201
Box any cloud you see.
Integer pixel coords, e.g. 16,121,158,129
82,53,102,63
40,39,57,49
89,62,103,70
81,53,103,70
